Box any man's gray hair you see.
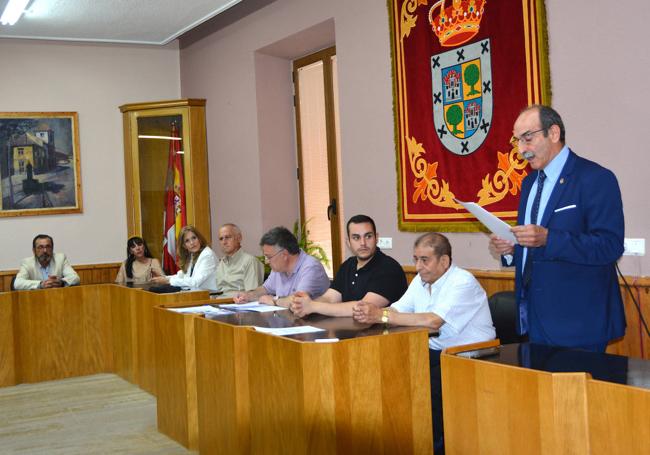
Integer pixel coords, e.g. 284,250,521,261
414,232,452,263
260,226,300,255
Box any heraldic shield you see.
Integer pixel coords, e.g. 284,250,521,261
431,38,493,156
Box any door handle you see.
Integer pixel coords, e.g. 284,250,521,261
327,198,337,221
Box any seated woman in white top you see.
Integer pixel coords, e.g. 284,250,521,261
115,236,164,284
151,225,218,291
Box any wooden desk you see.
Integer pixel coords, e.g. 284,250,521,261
441,341,650,454
0,285,208,393
154,304,434,454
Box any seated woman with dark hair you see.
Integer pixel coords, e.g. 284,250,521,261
115,236,164,284
151,225,218,291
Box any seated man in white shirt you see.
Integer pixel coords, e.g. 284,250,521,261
353,232,495,454
14,234,80,290
216,223,264,297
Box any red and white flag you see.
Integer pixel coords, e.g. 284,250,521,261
162,122,187,274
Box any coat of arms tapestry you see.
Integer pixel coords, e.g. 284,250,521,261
390,0,551,231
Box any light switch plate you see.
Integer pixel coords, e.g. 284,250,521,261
377,237,393,249
623,238,645,256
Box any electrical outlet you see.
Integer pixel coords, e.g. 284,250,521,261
377,237,393,249
623,238,645,256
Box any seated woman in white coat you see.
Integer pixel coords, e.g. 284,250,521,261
151,225,218,291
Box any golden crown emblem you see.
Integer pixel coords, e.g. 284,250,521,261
429,0,486,47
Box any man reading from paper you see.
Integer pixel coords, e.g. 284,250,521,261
489,105,625,352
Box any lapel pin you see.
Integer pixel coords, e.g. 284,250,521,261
560,178,565,184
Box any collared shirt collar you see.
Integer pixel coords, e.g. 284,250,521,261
420,264,455,291
222,247,243,264
355,247,383,272
541,144,569,185
37,257,53,280
285,250,306,277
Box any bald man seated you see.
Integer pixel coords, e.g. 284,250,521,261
215,223,264,296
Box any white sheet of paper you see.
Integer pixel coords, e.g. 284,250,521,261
455,199,517,244
169,305,233,315
220,302,286,313
253,325,326,336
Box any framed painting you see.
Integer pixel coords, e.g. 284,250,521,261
0,112,82,217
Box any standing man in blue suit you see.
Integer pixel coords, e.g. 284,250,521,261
490,105,625,352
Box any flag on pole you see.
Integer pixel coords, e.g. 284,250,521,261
162,122,187,274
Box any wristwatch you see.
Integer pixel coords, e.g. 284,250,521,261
381,309,389,324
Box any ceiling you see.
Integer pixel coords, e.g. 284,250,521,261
0,0,245,45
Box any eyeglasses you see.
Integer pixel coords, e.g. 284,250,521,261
35,245,53,251
264,248,285,262
510,128,547,146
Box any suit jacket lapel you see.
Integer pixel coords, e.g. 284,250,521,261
540,149,577,227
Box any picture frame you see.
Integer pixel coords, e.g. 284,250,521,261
0,112,82,217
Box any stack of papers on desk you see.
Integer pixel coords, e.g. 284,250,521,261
169,305,233,315
219,302,286,313
253,326,326,336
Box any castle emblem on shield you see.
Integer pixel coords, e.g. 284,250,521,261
431,38,493,156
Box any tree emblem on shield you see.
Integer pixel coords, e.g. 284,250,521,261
431,38,493,156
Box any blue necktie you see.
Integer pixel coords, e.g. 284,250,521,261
523,170,546,287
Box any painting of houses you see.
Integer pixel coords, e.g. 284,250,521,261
0,113,82,217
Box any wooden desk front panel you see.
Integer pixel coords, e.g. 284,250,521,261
587,380,650,453
195,316,251,455
247,329,433,455
136,291,208,396
110,288,208,396
154,307,201,450
0,292,17,386
110,285,138,384
441,353,590,455
15,285,114,383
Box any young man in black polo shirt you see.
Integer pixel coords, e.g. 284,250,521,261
290,215,407,317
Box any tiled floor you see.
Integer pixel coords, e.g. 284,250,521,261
0,374,193,454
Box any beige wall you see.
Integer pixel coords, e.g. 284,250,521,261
0,39,180,270
180,0,650,276
2,0,647,276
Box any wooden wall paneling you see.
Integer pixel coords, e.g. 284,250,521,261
0,292,17,387
607,281,650,359
195,316,251,455
0,262,121,293
153,306,200,450
1,274,15,292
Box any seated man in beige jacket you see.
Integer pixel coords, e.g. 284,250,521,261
14,234,80,290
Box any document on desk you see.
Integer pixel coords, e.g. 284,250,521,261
455,199,517,243
169,305,233,315
220,302,286,313
253,325,326,336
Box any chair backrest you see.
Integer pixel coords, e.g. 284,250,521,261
488,291,521,345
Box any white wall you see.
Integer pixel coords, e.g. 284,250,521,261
180,0,650,276
0,39,180,269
